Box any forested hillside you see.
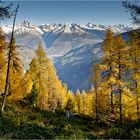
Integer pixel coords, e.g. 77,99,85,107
0,25,140,139
0,0,140,139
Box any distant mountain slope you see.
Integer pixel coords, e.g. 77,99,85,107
54,43,103,91
1,20,137,91
17,46,35,70
121,28,140,40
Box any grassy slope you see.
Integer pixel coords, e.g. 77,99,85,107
0,101,140,139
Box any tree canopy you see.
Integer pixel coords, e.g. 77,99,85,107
123,0,140,24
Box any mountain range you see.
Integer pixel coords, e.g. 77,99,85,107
1,20,136,91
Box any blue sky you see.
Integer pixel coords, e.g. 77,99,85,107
2,1,132,26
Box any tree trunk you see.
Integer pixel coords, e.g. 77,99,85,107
118,51,123,125
1,5,19,115
94,65,98,122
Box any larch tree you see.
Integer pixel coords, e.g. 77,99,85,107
1,5,19,114
26,44,50,110
91,63,109,121
0,28,7,93
23,82,38,107
25,44,66,111
46,60,65,112
0,1,13,20
129,31,140,120
114,34,130,124
91,63,102,121
65,98,74,113
59,83,68,109
75,90,82,114
81,90,88,115
8,38,24,100
18,72,33,99
122,0,140,24
122,88,135,120
87,88,95,116
65,90,75,112
100,28,116,114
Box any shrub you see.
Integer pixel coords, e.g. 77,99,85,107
12,123,55,139
0,117,16,135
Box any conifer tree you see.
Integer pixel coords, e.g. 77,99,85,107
19,73,33,98
8,38,24,99
47,88,58,112
0,28,7,93
65,98,74,113
1,5,19,114
59,83,67,108
56,99,63,112
122,0,140,24
23,82,38,107
114,34,129,124
75,90,82,114
122,88,135,120
81,90,90,115
67,90,75,102
100,29,116,114
87,88,95,116
25,44,66,111
129,31,140,120
0,1,13,20
92,63,101,121
26,44,49,110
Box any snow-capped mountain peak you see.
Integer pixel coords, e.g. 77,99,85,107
1,21,136,91
3,20,134,34
17,20,36,29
